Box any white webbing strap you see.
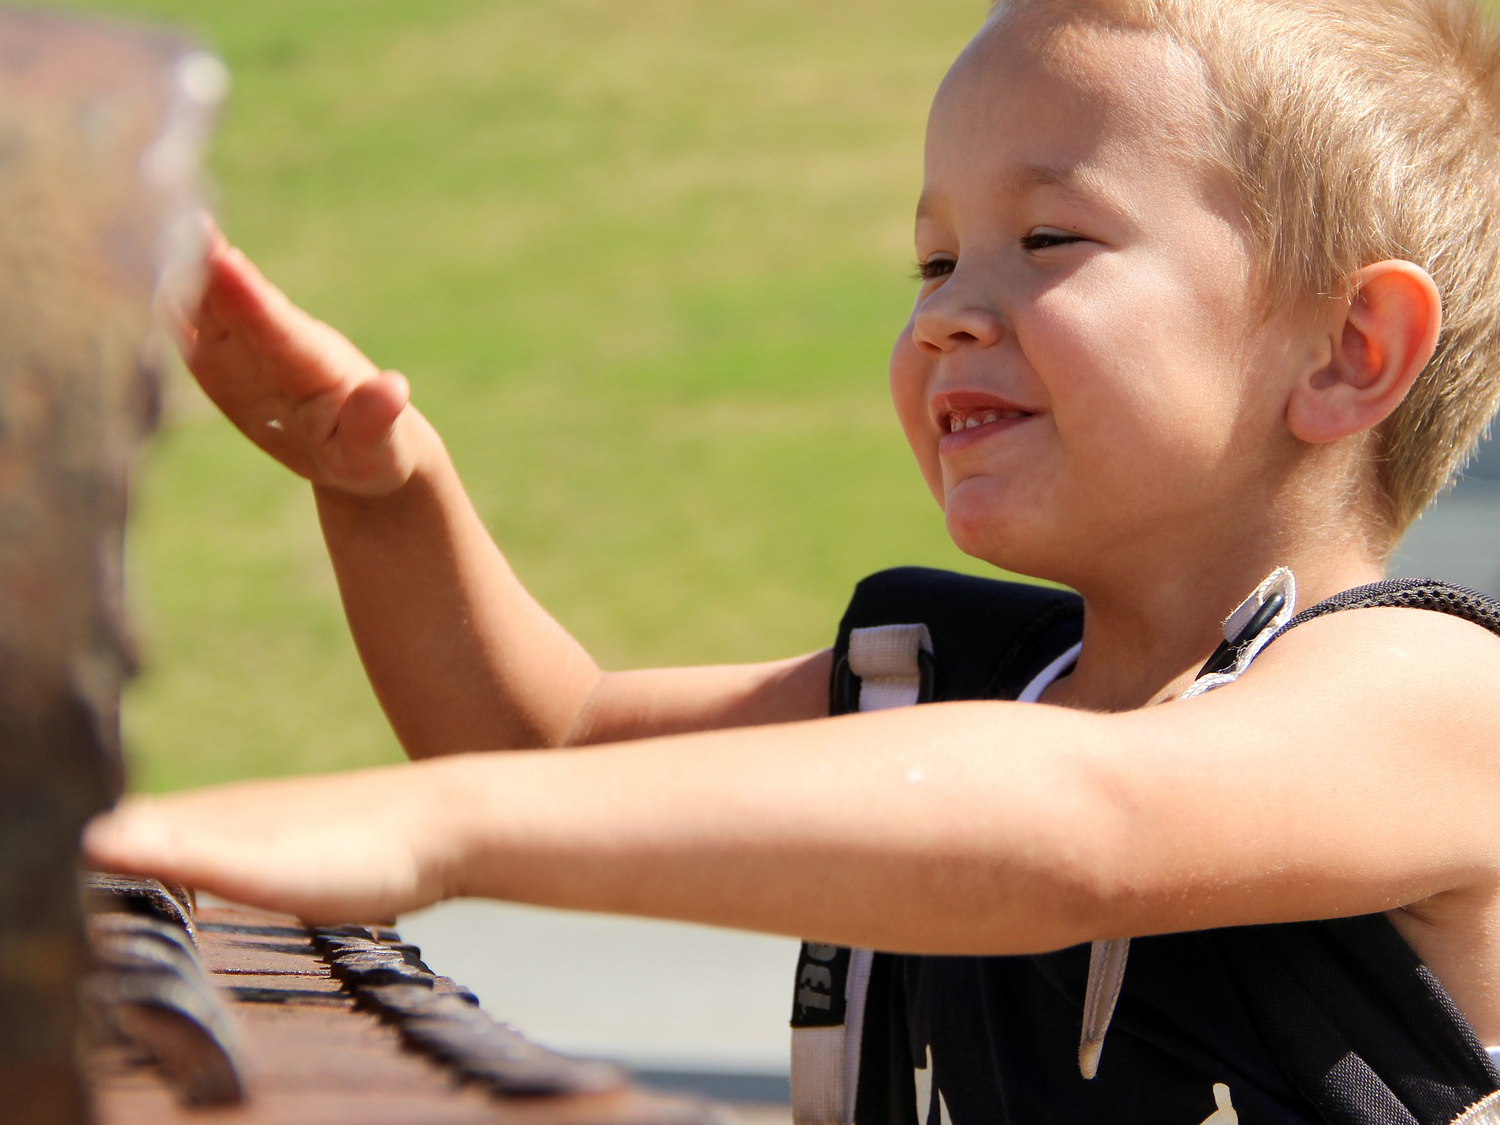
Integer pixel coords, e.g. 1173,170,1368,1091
791,1025,846,1125
847,624,934,712
791,624,931,1125
791,947,875,1125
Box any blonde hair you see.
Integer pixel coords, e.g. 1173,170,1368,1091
992,0,1500,540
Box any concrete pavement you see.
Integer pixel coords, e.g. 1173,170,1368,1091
398,899,799,1102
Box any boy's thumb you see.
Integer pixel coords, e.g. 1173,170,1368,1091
337,372,414,491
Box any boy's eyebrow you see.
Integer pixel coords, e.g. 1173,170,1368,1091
916,162,1138,226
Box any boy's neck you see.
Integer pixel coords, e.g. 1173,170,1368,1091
1039,548,1387,713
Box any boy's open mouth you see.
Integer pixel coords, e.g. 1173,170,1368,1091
946,408,1030,432
931,392,1036,437
931,393,1038,451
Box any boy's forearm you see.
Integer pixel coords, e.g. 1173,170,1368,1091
435,705,1117,953
313,413,603,757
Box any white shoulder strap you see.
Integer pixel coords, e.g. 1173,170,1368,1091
791,623,931,1125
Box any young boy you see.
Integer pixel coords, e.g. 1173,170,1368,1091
85,0,1500,1121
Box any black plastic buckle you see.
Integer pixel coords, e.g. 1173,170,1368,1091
1197,591,1285,679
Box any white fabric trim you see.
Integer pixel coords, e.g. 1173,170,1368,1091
1079,937,1130,1079
842,948,874,1123
792,624,931,1125
1179,568,1297,700
1016,641,1082,704
1012,635,1129,1081
1451,1087,1500,1125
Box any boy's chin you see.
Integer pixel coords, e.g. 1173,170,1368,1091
944,508,1043,577
942,499,1081,584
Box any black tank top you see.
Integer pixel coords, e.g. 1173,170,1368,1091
823,570,1500,1125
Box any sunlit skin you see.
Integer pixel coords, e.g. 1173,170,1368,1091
86,0,1500,1051
889,9,1393,712
892,11,1292,579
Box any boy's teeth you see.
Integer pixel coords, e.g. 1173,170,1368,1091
949,410,1013,432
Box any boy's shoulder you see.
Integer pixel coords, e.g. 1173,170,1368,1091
1226,576,1500,701
1171,577,1500,755
1189,578,1500,838
1247,578,1500,693
1223,578,1500,769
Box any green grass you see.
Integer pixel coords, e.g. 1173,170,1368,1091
34,0,993,789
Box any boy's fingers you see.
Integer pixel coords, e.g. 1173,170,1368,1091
188,241,381,410
85,792,305,901
191,237,319,363
171,223,403,489
199,241,290,339
158,292,197,356
82,775,442,923
199,210,228,255
83,799,184,875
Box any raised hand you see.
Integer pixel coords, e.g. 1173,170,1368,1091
174,220,424,496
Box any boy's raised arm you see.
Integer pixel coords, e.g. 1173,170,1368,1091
179,227,829,757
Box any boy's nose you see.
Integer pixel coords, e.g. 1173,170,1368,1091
910,276,1005,355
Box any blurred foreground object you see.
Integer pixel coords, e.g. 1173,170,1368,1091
0,11,727,1123
0,9,220,1122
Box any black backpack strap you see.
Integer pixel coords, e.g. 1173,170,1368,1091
1266,578,1500,648
793,568,1084,1125
829,566,1084,713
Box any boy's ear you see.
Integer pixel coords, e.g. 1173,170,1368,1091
1285,260,1442,444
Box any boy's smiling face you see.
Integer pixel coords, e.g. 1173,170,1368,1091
891,6,1319,584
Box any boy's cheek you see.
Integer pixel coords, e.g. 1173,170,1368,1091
887,321,921,403
901,422,947,507
888,328,945,505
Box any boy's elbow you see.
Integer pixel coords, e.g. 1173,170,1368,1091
1001,830,1135,953
915,854,1120,956
926,781,1141,955
990,767,1227,951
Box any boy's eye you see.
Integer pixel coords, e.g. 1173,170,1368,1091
1020,227,1084,252
912,257,955,282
